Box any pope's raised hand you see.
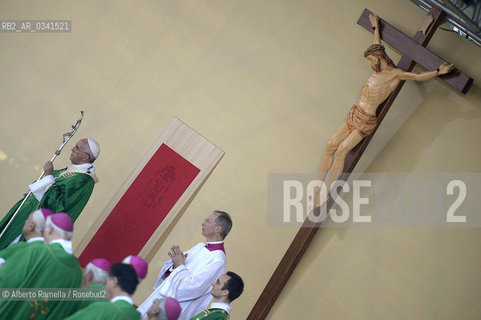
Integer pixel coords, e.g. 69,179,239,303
43,161,54,176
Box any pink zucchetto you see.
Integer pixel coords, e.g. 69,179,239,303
38,208,54,219
50,213,74,232
122,255,148,280
163,297,181,320
90,258,111,272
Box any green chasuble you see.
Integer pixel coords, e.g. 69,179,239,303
65,299,141,320
0,239,44,262
0,242,82,320
0,166,96,249
190,308,230,320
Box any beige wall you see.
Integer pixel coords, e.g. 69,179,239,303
0,0,480,319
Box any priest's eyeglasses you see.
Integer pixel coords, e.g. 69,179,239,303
204,218,218,225
74,145,91,160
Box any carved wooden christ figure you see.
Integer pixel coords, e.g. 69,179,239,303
315,13,452,206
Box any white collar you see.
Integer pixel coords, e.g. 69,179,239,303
205,241,224,245
210,302,231,314
71,163,95,172
110,296,134,305
49,239,73,254
64,163,98,183
27,237,44,243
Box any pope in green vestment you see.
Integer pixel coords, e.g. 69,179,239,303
0,165,97,250
0,241,82,319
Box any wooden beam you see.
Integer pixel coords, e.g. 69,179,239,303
247,7,462,319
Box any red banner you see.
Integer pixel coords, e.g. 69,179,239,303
79,144,200,266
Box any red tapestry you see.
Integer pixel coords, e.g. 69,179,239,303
78,143,200,266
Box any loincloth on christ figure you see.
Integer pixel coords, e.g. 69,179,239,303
346,104,378,138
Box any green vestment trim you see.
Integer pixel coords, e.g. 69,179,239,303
190,308,230,320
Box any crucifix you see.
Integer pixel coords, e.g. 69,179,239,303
248,7,473,320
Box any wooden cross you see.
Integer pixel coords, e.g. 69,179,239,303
247,7,473,320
